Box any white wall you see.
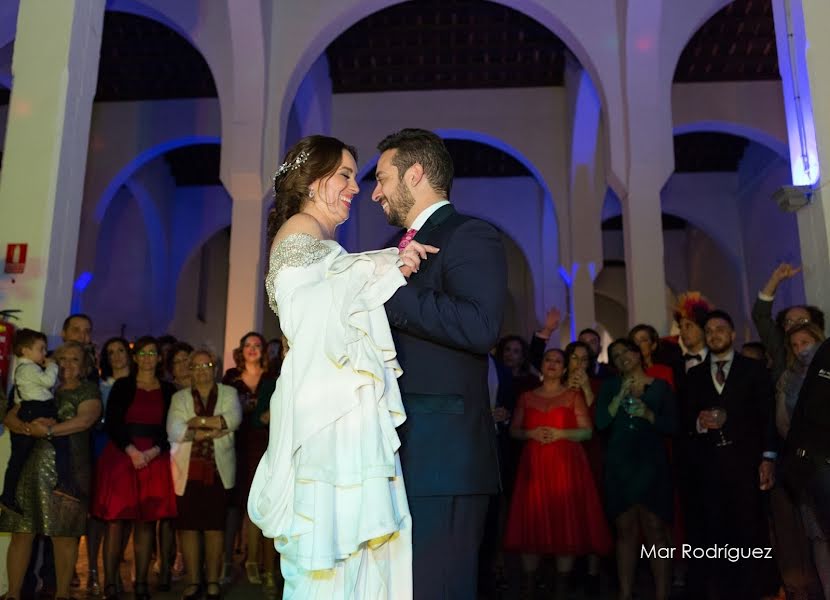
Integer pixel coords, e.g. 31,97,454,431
331,87,569,233
167,228,230,363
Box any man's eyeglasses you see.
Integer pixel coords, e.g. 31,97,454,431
191,362,214,371
136,351,158,357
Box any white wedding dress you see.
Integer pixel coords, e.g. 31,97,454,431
247,233,412,599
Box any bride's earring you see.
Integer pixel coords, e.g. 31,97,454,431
309,189,315,198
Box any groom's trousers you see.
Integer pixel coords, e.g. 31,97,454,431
410,494,490,600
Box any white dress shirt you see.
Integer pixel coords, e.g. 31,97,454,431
709,349,735,395
13,357,58,403
409,200,450,231
683,347,709,374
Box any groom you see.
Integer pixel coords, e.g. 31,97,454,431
375,129,507,599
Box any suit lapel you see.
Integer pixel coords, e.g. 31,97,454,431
412,203,455,244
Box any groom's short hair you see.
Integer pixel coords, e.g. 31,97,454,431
377,128,453,197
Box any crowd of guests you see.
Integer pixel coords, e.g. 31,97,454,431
2,260,830,600
481,263,830,600
0,315,286,600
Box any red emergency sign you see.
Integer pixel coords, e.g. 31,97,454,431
4,243,27,274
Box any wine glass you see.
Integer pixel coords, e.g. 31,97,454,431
622,396,639,430
709,406,732,447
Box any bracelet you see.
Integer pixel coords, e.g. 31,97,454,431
46,426,53,441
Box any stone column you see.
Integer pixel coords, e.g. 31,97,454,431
0,0,105,334
773,0,830,308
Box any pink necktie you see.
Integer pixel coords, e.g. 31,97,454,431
398,228,418,251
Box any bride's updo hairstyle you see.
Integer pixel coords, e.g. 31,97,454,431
266,135,358,246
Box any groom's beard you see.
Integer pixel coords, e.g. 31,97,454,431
384,182,416,228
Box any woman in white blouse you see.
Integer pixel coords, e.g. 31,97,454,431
167,350,242,600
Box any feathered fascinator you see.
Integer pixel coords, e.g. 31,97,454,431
673,291,714,329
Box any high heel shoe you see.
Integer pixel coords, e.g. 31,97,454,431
245,561,261,584
181,583,203,600
205,581,221,600
87,568,101,596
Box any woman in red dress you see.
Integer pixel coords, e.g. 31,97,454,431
504,348,612,597
92,336,177,600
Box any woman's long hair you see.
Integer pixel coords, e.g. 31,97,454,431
266,135,358,247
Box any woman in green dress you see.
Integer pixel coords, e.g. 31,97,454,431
596,338,676,600
0,341,102,600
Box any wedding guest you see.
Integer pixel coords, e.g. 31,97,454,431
92,336,177,600
0,329,80,514
563,340,605,596
753,262,825,381
597,339,676,600
774,323,828,599
168,350,242,600
166,342,194,391
221,331,275,584
0,341,102,600
687,311,777,600
87,337,134,595
784,333,830,600
504,349,611,598
628,324,675,389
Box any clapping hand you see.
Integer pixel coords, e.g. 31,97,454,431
568,370,588,391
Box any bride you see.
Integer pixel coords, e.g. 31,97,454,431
247,135,433,598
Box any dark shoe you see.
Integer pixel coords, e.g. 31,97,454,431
103,584,120,600
181,584,203,600
205,582,221,600
584,573,601,597
157,572,171,593
134,581,151,600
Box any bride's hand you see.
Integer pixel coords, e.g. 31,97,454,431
398,241,439,277
402,241,440,260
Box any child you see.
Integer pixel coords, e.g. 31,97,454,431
0,328,80,515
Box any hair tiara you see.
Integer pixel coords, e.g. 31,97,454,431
273,150,310,186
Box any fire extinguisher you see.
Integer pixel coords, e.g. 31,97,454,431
0,309,20,392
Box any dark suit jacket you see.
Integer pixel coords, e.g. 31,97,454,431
685,353,774,469
386,204,507,496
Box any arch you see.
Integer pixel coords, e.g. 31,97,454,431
93,135,221,222
664,0,734,85
353,128,559,219
277,0,613,167
674,121,788,158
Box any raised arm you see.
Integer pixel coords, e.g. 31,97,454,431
385,219,507,354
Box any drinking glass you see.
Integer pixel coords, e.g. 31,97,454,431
709,406,732,447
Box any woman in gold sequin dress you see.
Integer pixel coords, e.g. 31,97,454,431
0,341,102,600
247,135,434,599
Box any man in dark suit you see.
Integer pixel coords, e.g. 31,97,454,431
686,310,777,600
373,128,507,599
